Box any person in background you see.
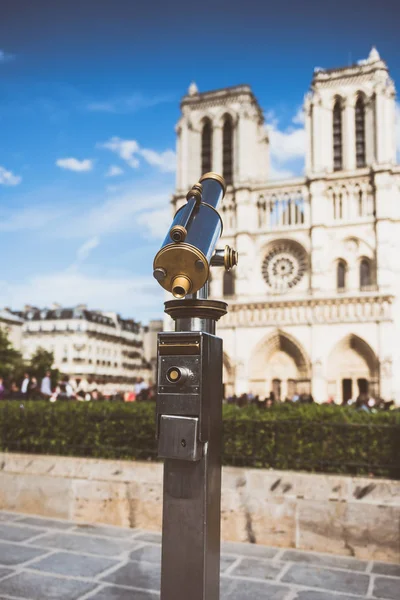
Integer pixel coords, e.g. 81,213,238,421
28,377,38,399
76,378,88,401
134,378,147,400
50,377,75,402
124,390,136,402
40,371,52,399
0,377,5,399
21,373,30,396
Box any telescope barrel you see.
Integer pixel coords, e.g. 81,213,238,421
153,173,226,298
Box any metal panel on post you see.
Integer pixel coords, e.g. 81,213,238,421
152,173,238,600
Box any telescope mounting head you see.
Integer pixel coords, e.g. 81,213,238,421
153,172,238,299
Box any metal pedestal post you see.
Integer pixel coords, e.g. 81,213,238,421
156,299,227,600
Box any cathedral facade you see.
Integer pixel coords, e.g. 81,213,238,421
172,48,400,404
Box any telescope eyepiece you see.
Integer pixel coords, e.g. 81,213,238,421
172,275,192,298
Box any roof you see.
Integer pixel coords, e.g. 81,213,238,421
181,84,264,121
16,306,141,332
0,309,24,325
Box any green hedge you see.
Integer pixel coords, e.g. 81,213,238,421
0,401,399,478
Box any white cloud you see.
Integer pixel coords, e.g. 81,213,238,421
0,166,21,186
72,188,168,239
265,107,306,179
98,138,140,168
0,270,163,322
396,101,400,159
105,165,124,177
269,164,296,180
76,236,100,262
292,106,305,126
0,50,14,63
56,158,93,172
98,136,176,173
140,148,176,173
0,181,172,241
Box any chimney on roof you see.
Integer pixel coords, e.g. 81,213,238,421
51,302,62,310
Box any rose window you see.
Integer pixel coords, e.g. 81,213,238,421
262,244,307,292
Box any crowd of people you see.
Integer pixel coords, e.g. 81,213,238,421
0,374,397,411
224,391,397,411
0,372,154,403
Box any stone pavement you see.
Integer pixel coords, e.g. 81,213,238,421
0,511,398,599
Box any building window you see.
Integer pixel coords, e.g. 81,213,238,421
333,99,343,171
337,260,346,291
201,119,212,174
222,114,233,185
355,96,366,168
223,270,235,297
360,259,371,289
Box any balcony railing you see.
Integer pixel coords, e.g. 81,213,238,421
257,187,309,229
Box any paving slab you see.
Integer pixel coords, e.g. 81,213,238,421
373,575,400,600
16,516,75,530
0,512,21,523
0,571,97,600
222,540,279,559
293,592,367,600
282,563,370,596
221,577,290,600
0,568,14,580
30,532,137,557
101,560,160,591
372,562,400,577
134,532,162,545
0,523,45,543
129,544,162,564
72,524,137,539
281,549,368,572
0,541,49,566
0,510,399,600
29,551,120,578
229,557,284,580
89,586,159,599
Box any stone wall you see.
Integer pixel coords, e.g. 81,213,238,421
0,453,398,563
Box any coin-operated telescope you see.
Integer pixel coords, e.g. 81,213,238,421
153,173,238,600
153,172,237,298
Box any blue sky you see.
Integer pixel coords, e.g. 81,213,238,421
0,0,399,323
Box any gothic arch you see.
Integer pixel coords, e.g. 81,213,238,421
201,117,213,174
327,334,379,401
223,352,235,394
214,107,239,128
249,330,311,397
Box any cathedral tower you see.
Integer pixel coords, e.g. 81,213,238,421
175,83,269,192
305,47,396,175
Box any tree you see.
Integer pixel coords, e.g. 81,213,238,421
0,328,24,381
29,347,59,384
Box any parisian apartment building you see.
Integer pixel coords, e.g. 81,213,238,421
13,304,157,391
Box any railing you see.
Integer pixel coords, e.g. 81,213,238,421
0,401,398,479
257,187,309,229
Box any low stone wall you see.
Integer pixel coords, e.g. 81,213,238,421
0,453,398,563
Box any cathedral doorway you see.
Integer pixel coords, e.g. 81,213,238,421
342,379,352,404
249,330,311,399
327,334,379,403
